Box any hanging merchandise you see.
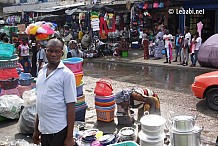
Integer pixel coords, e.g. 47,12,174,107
115,15,121,25
107,13,116,32
99,13,108,36
153,2,159,8
91,11,100,32
164,0,171,7
148,3,153,9
159,2,164,8
6,16,21,25
143,3,149,10
123,13,130,24
79,12,89,31
138,3,144,9
126,1,131,10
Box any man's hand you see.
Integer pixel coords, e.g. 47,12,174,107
64,137,75,146
32,129,41,145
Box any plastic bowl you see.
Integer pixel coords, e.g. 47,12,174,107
95,105,115,110
95,101,115,107
62,57,83,64
95,96,115,103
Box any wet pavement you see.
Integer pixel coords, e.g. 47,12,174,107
0,49,218,145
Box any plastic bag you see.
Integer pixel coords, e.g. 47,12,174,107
22,89,36,107
14,139,30,146
17,89,37,134
0,95,24,119
17,104,36,134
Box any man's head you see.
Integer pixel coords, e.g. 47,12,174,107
0,33,7,41
185,26,190,33
177,29,181,34
195,32,199,37
165,29,169,35
46,38,63,64
3,37,9,43
22,39,27,45
69,40,77,50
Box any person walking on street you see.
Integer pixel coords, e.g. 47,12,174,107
138,28,143,49
190,32,202,67
33,38,77,146
163,30,173,64
181,27,191,66
154,29,164,60
142,29,149,59
18,39,31,73
173,29,183,62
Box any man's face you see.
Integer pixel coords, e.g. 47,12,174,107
46,45,63,64
70,42,77,49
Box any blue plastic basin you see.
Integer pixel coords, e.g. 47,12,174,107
62,57,83,64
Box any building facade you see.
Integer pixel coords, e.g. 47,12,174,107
183,0,218,41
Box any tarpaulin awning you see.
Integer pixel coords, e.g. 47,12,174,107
36,14,60,21
78,4,114,12
65,8,86,15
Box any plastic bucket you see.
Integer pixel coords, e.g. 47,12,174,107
75,101,86,107
95,101,115,107
96,109,115,122
75,103,87,111
0,68,19,80
94,79,113,96
74,71,83,86
95,95,115,103
63,57,83,73
76,82,84,96
63,57,83,64
121,51,128,58
95,104,115,111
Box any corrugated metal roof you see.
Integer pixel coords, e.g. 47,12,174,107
3,1,85,13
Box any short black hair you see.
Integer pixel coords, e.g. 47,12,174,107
3,37,9,43
0,33,7,41
47,38,63,50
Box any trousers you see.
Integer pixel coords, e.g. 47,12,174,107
41,127,67,146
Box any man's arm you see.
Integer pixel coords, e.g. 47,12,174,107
66,102,75,138
64,102,75,146
33,114,41,144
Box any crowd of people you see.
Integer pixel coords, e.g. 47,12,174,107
0,32,86,77
143,25,202,67
0,24,203,79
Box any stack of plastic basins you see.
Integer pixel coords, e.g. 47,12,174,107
0,42,19,122
94,79,115,122
62,57,87,122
